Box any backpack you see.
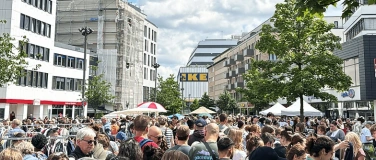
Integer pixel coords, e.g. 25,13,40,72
139,138,153,148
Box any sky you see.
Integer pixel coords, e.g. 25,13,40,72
129,0,343,79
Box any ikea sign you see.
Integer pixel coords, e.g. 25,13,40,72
180,73,208,82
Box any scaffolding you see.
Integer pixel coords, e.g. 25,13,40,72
56,0,145,111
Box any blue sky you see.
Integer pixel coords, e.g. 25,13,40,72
135,0,343,79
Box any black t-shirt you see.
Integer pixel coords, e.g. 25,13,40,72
274,146,287,158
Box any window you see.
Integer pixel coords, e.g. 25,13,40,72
20,14,25,29
144,25,147,37
29,44,34,58
75,79,82,91
151,42,153,54
151,56,154,66
41,0,45,10
148,55,150,66
153,44,156,55
150,69,153,81
144,40,148,51
44,48,49,61
154,31,157,42
38,47,44,60
148,28,150,39
46,24,50,37
34,46,39,59
48,0,52,13
66,78,74,91
154,57,156,64
152,30,154,41
144,68,147,79
67,57,75,68
24,16,30,30
27,70,32,86
143,53,146,65
36,20,41,34
334,21,338,28
37,72,42,87
54,54,62,66
30,18,35,32
53,76,65,90
32,71,37,87
77,59,84,69
43,73,48,88
41,22,45,36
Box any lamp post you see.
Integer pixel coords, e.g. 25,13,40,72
78,27,93,110
181,87,184,114
152,63,160,102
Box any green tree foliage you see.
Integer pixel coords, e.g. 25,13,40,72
85,66,115,115
296,0,376,18
190,99,200,112
150,74,182,114
0,20,29,87
216,91,237,113
252,0,352,120
199,92,216,110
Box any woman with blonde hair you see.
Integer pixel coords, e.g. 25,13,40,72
0,148,23,160
344,132,365,160
228,129,247,160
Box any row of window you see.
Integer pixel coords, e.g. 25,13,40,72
144,26,157,42
143,53,157,67
144,68,155,81
144,40,156,54
19,42,50,62
20,14,51,38
52,76,83,91
21,0,52,14
53,53,84,70
16,70,48,88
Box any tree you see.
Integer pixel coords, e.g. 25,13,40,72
296,0,376,19
216,91,237,113
0,20,29,87
198,92,216,111
150,74,182,114
252,0,352,120
237,63,281,114
190,99,200,111
85,66,115,115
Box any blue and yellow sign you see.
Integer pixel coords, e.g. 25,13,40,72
180,73,208,82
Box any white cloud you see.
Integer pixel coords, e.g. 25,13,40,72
136,0,342,79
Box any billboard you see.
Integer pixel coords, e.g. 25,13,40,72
180,73,208,82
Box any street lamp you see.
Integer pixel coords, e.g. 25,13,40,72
78,27,93,109
152,63,160,102
181,87,184,114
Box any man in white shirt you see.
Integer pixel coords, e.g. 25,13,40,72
361,122,374,144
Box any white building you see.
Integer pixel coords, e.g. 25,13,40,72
142,19,158,102
0,0,89,120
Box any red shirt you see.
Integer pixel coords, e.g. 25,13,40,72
134,136,159,151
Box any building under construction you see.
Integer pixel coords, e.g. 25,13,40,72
55,0,154,110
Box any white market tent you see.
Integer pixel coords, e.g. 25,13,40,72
259,102,286,116
281,99,323,116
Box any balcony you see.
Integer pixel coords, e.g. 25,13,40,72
234,81,244,88
235,67,245,75
228,70,236,77
243,49,255,57
223,61,229,67
226,58,235,66
225,72,230,79
234,54,244,61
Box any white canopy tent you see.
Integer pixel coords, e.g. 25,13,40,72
259,102,286,116
281,99,323,116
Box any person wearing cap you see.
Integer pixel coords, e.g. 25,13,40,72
217,137,235,160
166,126,191,155
188,118,207,146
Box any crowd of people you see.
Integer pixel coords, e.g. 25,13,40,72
0,112,374,160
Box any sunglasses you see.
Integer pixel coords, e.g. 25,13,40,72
150,135,164,140
81,139,96,144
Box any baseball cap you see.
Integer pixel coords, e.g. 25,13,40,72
116,131,128,141
249,146,286,160
195,118,207,127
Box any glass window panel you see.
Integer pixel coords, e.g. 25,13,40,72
344,58,354,66
345,65,356,86
20,14,25,29
355,63,360,86
24,16,30,30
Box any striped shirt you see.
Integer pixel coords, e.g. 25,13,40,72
160,126,173,148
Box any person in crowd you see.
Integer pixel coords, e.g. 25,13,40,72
148,126,163,146
219,114,229,135
45,128,64,156
167,125,191,155
189,123,219,160
344,132,366,160
261,132,275,148
69,127,96,159
317,125,327,136
246,134,264,154
275,130,292,158
0,148,23,160
249,146,286,160
101,117,111,135
188,118,206,146
186,120,194,135
261,125,275,135
133,115,158,151
31,134,48,160
170,115,179,140
46,152,70,160
228,129,247,160
306,135,335,160
326,121,345,142
158,118,174,148
217,137,235,160
110,119,119,137
8,119,25,137
143,146,164,160
161,150,189,160
286,144,306,160
117,138,143,159
12,135,38,160
115,131,127,144
97,134,113,155
294,123,305,135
